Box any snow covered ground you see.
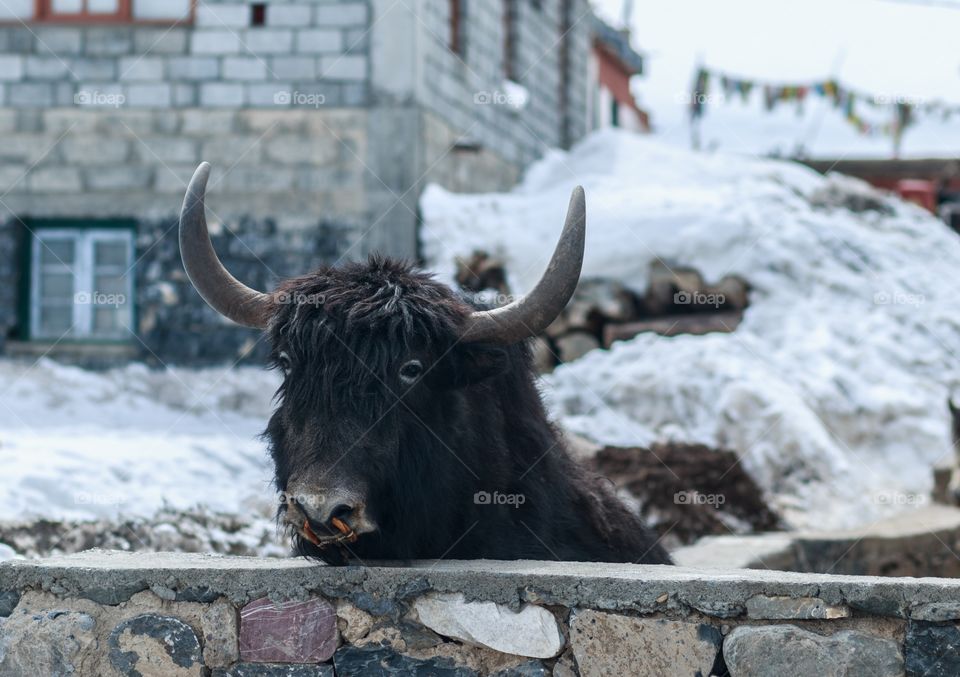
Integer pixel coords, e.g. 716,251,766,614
422,128,960,530
0,359,282,557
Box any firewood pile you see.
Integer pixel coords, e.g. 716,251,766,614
455,252,750,371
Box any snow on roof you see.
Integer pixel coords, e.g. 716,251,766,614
591,14,645,75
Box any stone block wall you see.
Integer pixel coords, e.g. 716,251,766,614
134,215,353,364
0,219,17,351
2,108,371,227
1,107,375,363
400,0,591,168
5,551,960,675
0,2,370,111
0,0,596,363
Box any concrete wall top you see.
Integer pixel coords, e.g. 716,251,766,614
4,549,960,620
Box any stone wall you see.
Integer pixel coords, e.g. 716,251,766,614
0,0,596,363
0,218,18,353
380,0,591,167
0,3,370,111
1,107,375,363
2,108,371,229
134,215,353,364
4,551,960,676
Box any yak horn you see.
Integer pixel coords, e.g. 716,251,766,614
179,162,275,328
461,186,586,344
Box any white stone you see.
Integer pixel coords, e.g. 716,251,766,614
319,55,366,81
295,29,342,54
0,55,24,81
315,3,368,26
126,84,172,108
267,5,312,27
223,56,267,80
200,83,245,107
118,57,164,81
243,29,294,55
191,30,241,55
413,592,563,659
195,4,249,28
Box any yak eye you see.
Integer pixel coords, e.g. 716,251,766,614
399,359,424,384
278,351,292,374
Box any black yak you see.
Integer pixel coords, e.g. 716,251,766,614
179,162,671,566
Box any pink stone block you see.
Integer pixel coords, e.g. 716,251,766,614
239,596,337,663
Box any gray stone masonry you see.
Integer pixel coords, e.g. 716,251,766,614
5,549,960,615
0,0,598,362
390,0,592,167
0,3,372,110
5,550,960,675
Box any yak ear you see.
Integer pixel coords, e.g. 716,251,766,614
431,344,509,389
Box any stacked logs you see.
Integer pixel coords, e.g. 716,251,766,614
455,252,750,372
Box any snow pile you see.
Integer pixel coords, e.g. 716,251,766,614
421,129,960,529
0,359,280,526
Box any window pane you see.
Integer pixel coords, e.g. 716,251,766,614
40,239,75,265
51,0,83,13
94,240,127,267
133,0,192,20
40,306,73,335
88,0,119,13
94,273,127,297
0,0,32,19
42,272,74,299
93,307,125,335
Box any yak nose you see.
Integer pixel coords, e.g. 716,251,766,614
300,495,353,527
317,502,354,528
292,489,374,534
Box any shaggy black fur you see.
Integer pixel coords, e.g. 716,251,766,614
265,257,671,565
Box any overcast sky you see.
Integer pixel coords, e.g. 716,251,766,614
590,0,960,158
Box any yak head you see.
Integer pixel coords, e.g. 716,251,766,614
178,162,585,563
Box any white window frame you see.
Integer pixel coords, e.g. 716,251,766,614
30,228,135,341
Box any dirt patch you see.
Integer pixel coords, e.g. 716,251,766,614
588,443,784,550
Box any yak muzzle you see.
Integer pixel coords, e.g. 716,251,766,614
283,486,377,546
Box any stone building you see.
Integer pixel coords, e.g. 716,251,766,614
0,0,642,364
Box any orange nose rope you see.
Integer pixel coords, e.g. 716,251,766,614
302,519,322,545
302,516,359,548
331,516,359,543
